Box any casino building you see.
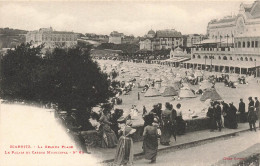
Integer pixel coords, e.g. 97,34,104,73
183,0,260,77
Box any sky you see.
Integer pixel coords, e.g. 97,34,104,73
0,0,254,36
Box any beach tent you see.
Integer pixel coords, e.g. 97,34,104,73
182,83,191,89
172,81,182,90
159,86,167,94
173,76,182,82
179,87,196,98
144,87,161,97
138,80,149,88
229,75,239,82
200,88,222,101
161,86,178,97
199,80,213,90
194,71,203,78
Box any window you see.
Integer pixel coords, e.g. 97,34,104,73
243,42,245,48
245,57,248,61
198,55,201,59
235,43,237,48
192,54,195,58
251,41,254,47
247,41,250,48
238,41,241,48
256,41,258,47
240,57,243,61
205,56,208,59
223,56,227,60
219,56,221,60
250,57,253,61
230,57,233,60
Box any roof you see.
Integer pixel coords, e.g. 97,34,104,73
193,39,221,45
250,0,260,18
43,31,75,34
156,29,182,38
148,29,155,35
184,59,260,68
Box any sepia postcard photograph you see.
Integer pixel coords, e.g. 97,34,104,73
0,0,260,165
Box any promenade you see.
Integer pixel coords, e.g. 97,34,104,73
89,122,259,163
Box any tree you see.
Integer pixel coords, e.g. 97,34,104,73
0,43,44,100
47,47,111,111
1,43,112,112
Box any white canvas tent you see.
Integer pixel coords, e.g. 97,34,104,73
144,87,161,97
179,87,196,98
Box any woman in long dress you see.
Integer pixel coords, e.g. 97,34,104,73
143,115,158,163
176,103,186,135
99,109,118,148
113,120,136,166
160,102,173,145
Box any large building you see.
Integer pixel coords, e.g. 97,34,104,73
108,31,124,44
139,29,183,51
206,0,260,45
185,0,260,77
26,27,78,48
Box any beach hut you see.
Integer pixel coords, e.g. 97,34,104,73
144,87,161,97
199,80,213,90
161,86,178,97
179,87,196,98
200,88,222,101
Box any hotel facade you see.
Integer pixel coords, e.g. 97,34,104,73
26,27,78,48
139,29,183,51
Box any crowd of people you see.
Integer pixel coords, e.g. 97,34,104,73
61,94,260,165
206,97,260,132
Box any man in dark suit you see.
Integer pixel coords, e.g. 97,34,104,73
255,97,260,130
214,101,222,131
238,99,246,123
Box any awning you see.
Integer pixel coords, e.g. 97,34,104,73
194,38,233,45
183,59,260,68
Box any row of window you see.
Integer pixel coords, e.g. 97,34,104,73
193,54,256,61
41,37,76,41
235,41,259,48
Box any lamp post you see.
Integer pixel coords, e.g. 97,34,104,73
210,55,213,72
231,33,234,48
204,55,206,71
220,35,222,48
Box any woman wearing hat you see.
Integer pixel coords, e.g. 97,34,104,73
113,120,136,166
99,108,118,148
143,114,159,163
248,97,257,132
160,102,174,145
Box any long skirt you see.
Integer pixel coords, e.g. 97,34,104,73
113,136,134,166
101,125,118,148
160,125,171,144
176,116,186,135
229,115,238,129
240,112,247,123
143,134,158,161
224,116,230,128
209,118,217,130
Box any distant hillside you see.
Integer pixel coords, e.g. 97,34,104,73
0,28,28,49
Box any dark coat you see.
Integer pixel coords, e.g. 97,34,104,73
248,106,257,123
214,105,222,120
249,100,255,109
238,101,245,113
